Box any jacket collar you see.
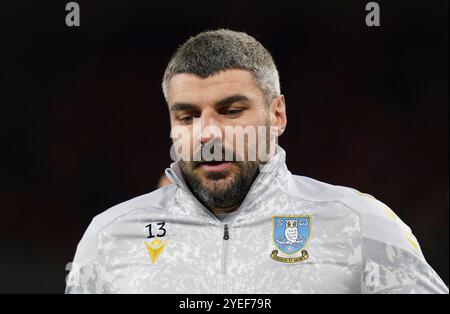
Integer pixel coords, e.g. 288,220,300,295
165,145,291,223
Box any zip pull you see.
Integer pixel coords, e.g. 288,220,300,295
223,224,230,240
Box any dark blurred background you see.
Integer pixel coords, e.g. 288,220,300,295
0,0,448,293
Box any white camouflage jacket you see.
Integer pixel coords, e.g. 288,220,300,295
66,146,448,294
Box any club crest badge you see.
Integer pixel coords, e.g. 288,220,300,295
271,216,311,263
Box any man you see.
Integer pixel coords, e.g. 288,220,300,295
66,29,448,293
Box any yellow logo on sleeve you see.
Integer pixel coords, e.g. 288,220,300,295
405,232,419,251
145,239,168,264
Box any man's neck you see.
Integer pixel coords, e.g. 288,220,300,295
211,204,240,216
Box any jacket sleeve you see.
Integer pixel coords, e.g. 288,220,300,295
65,217,105,294
356,194,449,294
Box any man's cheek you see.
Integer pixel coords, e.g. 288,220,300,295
170,124,199,162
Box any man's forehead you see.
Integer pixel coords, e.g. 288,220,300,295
167,69,261,106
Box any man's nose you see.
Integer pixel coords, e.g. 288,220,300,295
199,110,223,145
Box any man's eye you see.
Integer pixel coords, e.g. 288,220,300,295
178,116,194,123
224,109,243,117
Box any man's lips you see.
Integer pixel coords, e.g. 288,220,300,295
196,161,233,172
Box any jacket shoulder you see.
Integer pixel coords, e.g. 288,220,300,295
288,175,421,256
89,184,176,232
71,184,177,265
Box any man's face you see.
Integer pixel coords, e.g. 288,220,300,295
167,69,283,211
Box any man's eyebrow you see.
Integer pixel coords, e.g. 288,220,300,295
216,94,251,108
170,94,250,112
170,103,198,112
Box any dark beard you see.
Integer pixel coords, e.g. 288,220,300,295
179,161,260,210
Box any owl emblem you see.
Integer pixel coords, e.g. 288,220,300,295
273,216,311,255
284,219,299,243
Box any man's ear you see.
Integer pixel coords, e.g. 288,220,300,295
270,95,287,136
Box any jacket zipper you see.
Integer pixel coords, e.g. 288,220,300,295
166,168,233,276
221,224,230,275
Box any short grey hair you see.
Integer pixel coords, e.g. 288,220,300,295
162,29,280,105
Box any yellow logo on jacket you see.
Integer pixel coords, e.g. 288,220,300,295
145,239,168,264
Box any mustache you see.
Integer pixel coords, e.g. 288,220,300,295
191,154,238,168
189,144,242,168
